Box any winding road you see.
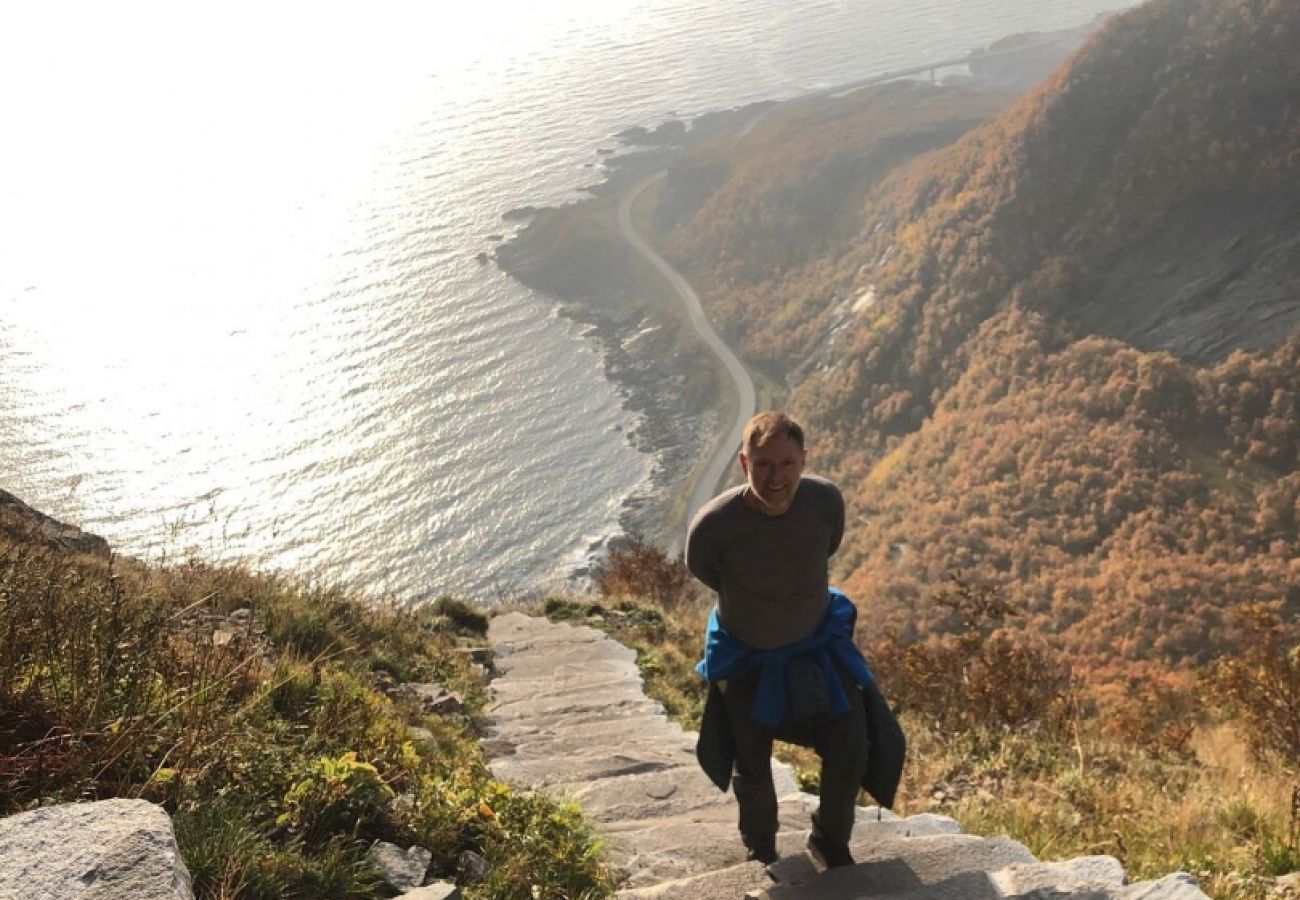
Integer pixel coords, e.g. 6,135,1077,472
616,172,756,532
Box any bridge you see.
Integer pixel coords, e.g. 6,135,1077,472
830,33,1075,97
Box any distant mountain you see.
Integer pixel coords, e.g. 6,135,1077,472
656,0,1300,674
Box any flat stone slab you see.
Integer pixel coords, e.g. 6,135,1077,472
990,855,1125,895
782,794,960,836
763,834,1035,896
398,885,461,900
498,722,696,758
616,860,774,899
488,701,672,741
604,817,755,888
1118,873,1211,899
559,767,739,822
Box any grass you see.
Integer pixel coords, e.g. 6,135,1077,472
12,518,1288,899
901,721,1298,899
0,536,617,900
544,586,1300,900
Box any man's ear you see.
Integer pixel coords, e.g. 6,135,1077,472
738,449,749,477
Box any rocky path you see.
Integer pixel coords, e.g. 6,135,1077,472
485,613,1209,900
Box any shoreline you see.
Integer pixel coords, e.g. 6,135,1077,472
497,101,767,565
616,171,756,549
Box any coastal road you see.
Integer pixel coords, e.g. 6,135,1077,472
617,172,756,533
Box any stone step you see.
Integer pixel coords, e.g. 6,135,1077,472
559,767,740,822
781,794,963,837
750,869,1210,900
486,701,670,741
615,860,774,899
1117,873,1212,899
989,855,1126,895
493,716,694,749
485,614,1213,900
488,687,657,720
601,816,755,888
491,753,697,790
762,833,1036,897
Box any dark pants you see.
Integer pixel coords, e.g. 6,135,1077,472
719,662,870,847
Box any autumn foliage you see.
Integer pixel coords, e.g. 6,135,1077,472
863,573,1075,739
1210,603,1300,764
593,533,700,609
651,0,1300,682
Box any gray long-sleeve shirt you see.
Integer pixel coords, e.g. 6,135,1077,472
685,475,845,650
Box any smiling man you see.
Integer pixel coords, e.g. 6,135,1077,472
686,410,872,870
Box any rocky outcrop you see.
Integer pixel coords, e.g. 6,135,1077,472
0,489,110,557
0,799,193,899
485,613,1212,900
1083,191,1300,363
368,840,434,892
390,681,465,717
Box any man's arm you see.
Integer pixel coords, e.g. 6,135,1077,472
685,511,722,593
828,482,845,557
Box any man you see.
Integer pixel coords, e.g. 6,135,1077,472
686,410,873,869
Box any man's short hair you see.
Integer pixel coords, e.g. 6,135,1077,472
743,411,805,452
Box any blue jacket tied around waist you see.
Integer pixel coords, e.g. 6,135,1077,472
696,588,874,729
693,589,907,809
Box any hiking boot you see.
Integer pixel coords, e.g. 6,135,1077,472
743,834,778,865
807,821,854,869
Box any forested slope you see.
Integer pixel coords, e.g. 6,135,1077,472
657,0,1300,674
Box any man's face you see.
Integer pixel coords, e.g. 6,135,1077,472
739,433,805,516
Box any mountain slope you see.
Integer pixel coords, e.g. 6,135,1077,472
655,0,1300,673
793,0,1300,445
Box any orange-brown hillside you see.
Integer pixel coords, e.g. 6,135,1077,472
655,0,1300,675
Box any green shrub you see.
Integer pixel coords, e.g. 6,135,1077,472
1218,797,1265,840
1259,834,1300,877
432,597,490,638
173,799,284,899
267,657,320,721
477,788,618,899
543,596,597,621
1,532,618,899
0,544,243,807
263,594,352,658
265,836,382,900
277,751,395,842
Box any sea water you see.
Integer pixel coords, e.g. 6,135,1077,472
0,0,1136,600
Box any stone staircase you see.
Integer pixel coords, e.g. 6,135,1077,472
485,613,1208,900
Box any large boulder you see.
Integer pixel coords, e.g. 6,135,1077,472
367,840,432,892
0,799,193,898
0,489,110,557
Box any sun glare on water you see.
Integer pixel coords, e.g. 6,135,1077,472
1,0,1140,596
